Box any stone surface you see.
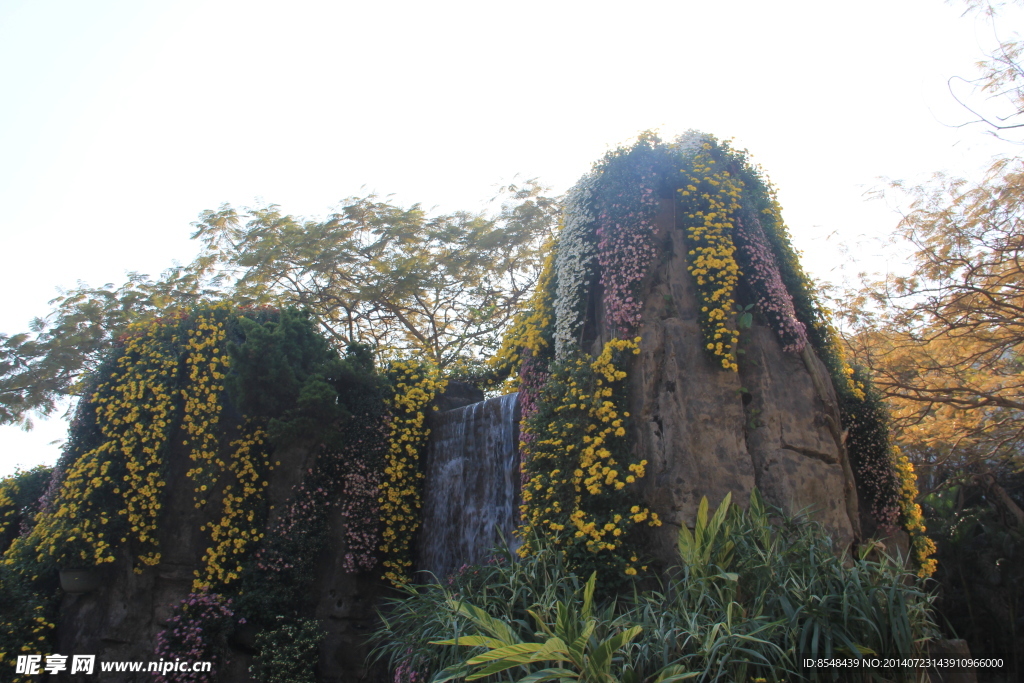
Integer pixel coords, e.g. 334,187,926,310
51,431,392,683
594,199,857,565
51,381,487,683
313,504,390,683
927,639,978,683
432,380,484,413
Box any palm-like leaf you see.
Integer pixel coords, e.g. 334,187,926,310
430,572,641,683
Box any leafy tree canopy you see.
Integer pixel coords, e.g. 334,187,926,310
840,0,1024,488
842,159,1024,479
0,182,558,428
945,0,1024,142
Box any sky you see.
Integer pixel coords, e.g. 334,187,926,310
1,0,1020,477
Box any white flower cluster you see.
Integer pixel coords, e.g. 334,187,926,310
671,130,708,159
554,171,600,358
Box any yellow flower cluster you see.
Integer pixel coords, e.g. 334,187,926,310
7,306,277,589
894,448,937,577
181,309,231,504
25,445,122,567
19,319,182,570
130,307,270,590
519,337,659,577
193,427,270,590
14,605,54,667
379,360,447,585
487,243,557,392
0,476,21,540
680,143,743,372
104,323,182,568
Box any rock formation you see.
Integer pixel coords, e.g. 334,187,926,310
596,198,858,563
50,436,387,683
1,133,933,683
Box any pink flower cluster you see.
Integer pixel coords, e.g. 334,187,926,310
393,649,424,683
255,472,333,573
852,443,901,533
517,353,549,486
596,182,659,336
153,592,234,683
337,427,387,573
255,419,387,575
733,215,807,353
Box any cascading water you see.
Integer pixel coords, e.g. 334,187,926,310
417,392,520,581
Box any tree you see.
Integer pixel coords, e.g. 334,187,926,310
0,182,559,427
949,0,1024,142
838,0,1024,489
0,266,223,427
841,160,1024,483
190,181,557,370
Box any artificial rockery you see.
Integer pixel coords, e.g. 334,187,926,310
0,305,448,682
0,131,937,683
489,131,935,581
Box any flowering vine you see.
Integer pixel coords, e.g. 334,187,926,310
0,481,17,542
9,316,183,571
733,214,807,353
592,135,662,338
337,421,388,573
194,426,271,591
554,172,600,358
486,244,557,390
254,480,326,575
181,308,231,505
0,466,49,547
595,182,658,336
154,592,235,683
679,142,743,371
379,360,447,585
894,449,937,577
518,337,660,581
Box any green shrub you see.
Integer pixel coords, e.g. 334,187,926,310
370,490,939,683
250,616,325,683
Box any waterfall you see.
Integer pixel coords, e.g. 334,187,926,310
417,392,520,581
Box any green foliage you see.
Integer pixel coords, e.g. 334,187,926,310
250,617,326,683
0,465,52,554
627,491,938,682
225,307,387,449
192,185,557,369
921,476,1024,680
371,491,939,683
0,184,556,426
0,268,224,427
431,573,643,683
370,545,585,681
675,493,735,580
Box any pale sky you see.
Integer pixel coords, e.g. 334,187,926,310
1,0,1019,477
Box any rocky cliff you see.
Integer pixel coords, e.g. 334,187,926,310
596,198,859,563
50,436,388,683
